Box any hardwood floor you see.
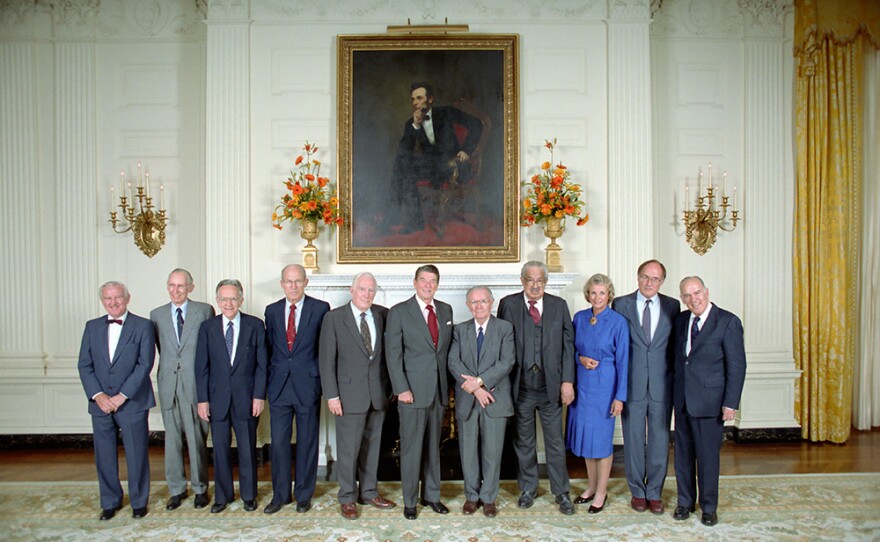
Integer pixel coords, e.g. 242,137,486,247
0,428,877,483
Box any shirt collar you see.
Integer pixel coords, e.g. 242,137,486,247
350,302,372,319
636,291,658,305
107,312,128,323
474,318,489,334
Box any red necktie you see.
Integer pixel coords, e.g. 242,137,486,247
286,304,296,351
528,300,541,325
426,305,439,348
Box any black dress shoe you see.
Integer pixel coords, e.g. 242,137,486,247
574,493,594,505
242,500,257,512
701,512,718,526
132,507,148,518
210,502,228,514
403,506,418,520
99,505,121,521
673,504,695,520
517,491,537,509
419,499,449,514
263,501,285,514
556,492,575,515
296,500,311,513
166,491,187,510
194,493,210,509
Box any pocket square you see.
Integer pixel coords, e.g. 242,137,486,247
446,321,452,326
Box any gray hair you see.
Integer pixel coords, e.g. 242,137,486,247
520,261,548,282
351,271,377,289
281,263,306,280
679,275,707,290
99,281,129,299
583,273,616,304
168,268,194,286
215,279,243,298
466,285,494,302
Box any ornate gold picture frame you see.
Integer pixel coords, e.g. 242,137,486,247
336,33,519,263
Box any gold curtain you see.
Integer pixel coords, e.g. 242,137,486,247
793,0,879,443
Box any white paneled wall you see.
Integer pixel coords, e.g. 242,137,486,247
0,0,799,444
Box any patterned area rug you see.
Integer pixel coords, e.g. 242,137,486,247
0,474,878,541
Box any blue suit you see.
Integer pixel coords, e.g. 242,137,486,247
673,304,746,514
195,312,267,505
264,295,330,505
77,312,156,510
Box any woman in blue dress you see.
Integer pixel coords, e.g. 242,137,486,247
566,273,629,513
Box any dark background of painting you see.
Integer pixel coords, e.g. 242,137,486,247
351,49,505,248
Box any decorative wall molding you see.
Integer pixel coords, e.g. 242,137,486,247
96,0,206,39
651,0,743,38
739,0,791,38
608,0,651,20
49,0,100,40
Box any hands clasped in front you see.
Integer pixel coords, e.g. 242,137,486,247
95,392,127,414
460,374,495,408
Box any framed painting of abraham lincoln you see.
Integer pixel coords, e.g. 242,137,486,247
336,33,520,263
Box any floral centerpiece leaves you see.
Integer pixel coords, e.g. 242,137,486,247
521,138,589,227
272,141,343,230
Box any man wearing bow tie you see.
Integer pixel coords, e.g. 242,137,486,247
78,281,156,521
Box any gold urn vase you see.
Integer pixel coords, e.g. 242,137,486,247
541,216,565,272
299,219,320,272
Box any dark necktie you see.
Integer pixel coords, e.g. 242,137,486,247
286,304,296,351
642,299,652,344
476,326,484,360
528,300,541,325
225,321,234,363
690,316,701,352
176,307,184,344
360,312,373,357
426,305,439,348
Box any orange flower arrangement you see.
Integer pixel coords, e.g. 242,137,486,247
521,138,589,227
272,142,343,230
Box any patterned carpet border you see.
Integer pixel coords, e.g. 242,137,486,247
0,473,878,541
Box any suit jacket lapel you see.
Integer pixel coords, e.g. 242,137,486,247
408,297,435,350
627,296,650,345
654,297,673,343
344,307,371,358
111,319,134,364
231,317,245,373
178,304,197,352
372,306,384,358
692,308,717,354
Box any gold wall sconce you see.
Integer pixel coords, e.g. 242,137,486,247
108,162,168,258
682,164,741,255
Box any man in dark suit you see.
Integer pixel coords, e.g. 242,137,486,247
614,260,679,515
263,264,330,514
497,261,576,515
319,272,397,520
150,268,215,511
195,279,267,514
672,276,746,527
386,264,454,520
448,286,515,518
391,81,483,236
78,281,156,520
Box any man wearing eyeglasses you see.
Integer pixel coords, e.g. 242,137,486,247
195,279,267,514
448,286,515,518
612,260,680,516
497,261,576,515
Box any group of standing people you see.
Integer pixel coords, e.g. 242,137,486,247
77,259,745,528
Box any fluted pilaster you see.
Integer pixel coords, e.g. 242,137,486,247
0,42,43,370
205,3,251,297
607,1,654,283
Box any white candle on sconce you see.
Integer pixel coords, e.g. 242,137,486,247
733,186,737,212
708,163,712,189
110,186,114,213
128,180,133,203
119,171,125,194
698,170,703,198
145,172,150,198
685,184,690,211
723,172,728,196
137,161,142,188
160,184,164,210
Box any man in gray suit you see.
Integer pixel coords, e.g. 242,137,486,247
320,272,397,520
448,286,515,518
150,268,215,511
386,264,453,520
497,261,575,515
613,260,679,515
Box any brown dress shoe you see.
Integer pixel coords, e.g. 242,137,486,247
482,502,498,517
648,499,664,514
462,500,480,515
631,496,648,512
357,495,396,509
341,502,359,520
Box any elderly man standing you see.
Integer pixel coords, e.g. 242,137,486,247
195,279,268,513
319,272,396,520
150,268,215,511
78,281,156,520
386,264,453,520
263,264,330,514
497,261,576,515
613,260,680,515
672,276,746,527
448,286,515,518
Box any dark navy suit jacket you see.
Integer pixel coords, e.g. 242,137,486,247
264,296,330,408
78,312,156,417
195,312,267,420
